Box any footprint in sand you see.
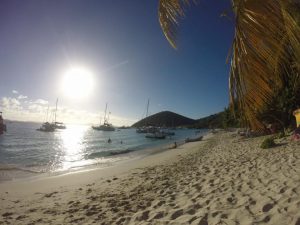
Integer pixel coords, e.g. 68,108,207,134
188,216,198,224
198,214,209,225
44,191,58,198
186,208,196,215
262,203,274,212
152,211,164,220
263,215,271,223
249,198,256,205
221,214,228,219
136,210,149,221
171,209,183,220
28,208,37,213
2,212,13,217
16,215,27,220
279,187,287,194
156,200,165,207
116,217,126,224
212,211,220,217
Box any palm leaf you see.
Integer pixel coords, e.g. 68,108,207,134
229,0,300,130
158,0,300,131
158,0,194,49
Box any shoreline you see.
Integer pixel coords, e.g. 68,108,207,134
0,130,205,183
0,132,210,193
1,131,300,224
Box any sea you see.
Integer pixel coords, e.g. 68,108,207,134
0,121,207,181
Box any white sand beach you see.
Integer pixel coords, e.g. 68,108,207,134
1,131,300,225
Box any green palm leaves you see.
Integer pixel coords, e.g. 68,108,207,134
158,0,300,131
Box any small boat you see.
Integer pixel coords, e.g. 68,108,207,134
37,122,56,132
185,136,203,143
137,126,158,133
118,126,131,129
92,103,115,131
92,123,115,131
161,129,175,136
37,101,58,132
136,127,148,133
0,112,7,135
145,131,166,139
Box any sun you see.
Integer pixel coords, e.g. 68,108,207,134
61,67,94,99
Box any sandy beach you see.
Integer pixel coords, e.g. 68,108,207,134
1,131,300,225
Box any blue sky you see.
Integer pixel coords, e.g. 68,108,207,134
0,0,234,125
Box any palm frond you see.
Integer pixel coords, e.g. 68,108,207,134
158,0,194,49
229,0,300,130
158,0,300,131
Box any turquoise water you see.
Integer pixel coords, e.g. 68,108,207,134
0,121,207,180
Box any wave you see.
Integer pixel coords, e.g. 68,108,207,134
86,149,136,159
0,164,42,174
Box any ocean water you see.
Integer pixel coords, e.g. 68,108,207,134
0,121,207,181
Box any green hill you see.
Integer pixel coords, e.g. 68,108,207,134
131,111,196,127
131,110,236,129
193,112,224,128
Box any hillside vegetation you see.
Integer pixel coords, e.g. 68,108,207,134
132,111,196,128
132,110,238,129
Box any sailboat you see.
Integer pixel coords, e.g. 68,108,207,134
52,98,66,129
136,99,151,133
92,103,115,131
37,121,56,132
145,131,166,139
37,105,55,132
0,112,7,135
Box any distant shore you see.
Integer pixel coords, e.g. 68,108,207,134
1,131,300,224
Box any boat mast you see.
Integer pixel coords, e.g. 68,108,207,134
104,103,108,124
55,98,58,123
45,105,49,122
146,99,150,118
107,112,111,123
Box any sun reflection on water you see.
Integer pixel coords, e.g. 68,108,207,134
55,124,89,171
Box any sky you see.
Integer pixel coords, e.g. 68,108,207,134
0,0,234,126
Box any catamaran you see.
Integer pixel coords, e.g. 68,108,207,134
37,122,56,132
37,105,55,132
37,98,66,132
92,103,115,131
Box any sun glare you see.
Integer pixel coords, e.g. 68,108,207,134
61,67,94,99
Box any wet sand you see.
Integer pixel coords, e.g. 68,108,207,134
1,131,300,225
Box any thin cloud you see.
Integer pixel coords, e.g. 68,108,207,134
101,60,130,74
33,99,49,105
1,97,22,111
12,90,18,94
18,95,28,99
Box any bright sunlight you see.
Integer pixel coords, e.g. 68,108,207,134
61,67,94,99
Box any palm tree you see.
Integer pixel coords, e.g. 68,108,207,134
158,0,300,131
